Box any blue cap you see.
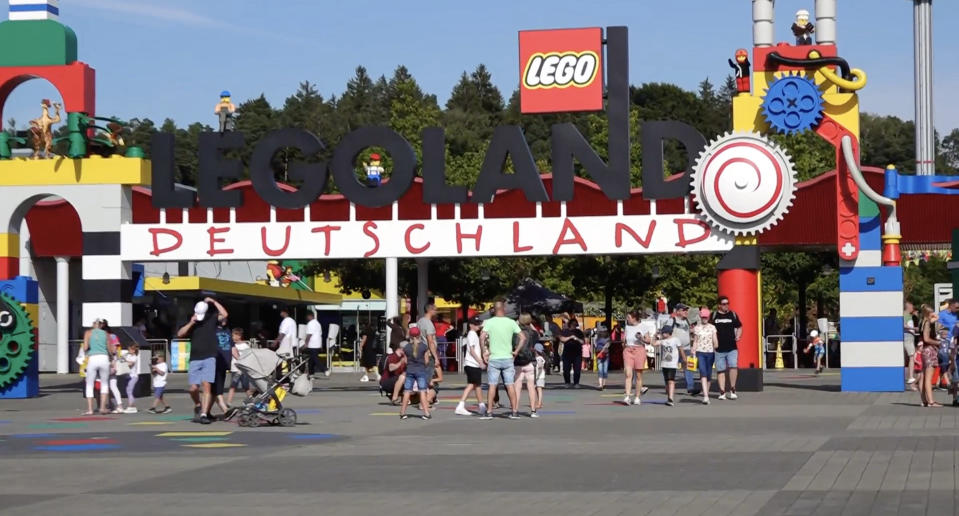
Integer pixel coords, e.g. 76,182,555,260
660,325,673,334
220,90,231,97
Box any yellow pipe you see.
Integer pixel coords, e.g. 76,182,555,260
820,66,867,91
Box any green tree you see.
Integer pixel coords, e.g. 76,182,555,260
903,257,950,307
388,66,441,157
860,113,915,171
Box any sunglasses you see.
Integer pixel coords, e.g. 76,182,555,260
720,301,730,305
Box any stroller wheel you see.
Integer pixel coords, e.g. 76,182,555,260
279,408,297,427
237,412,252,427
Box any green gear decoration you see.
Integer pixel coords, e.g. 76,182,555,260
0,292,35,389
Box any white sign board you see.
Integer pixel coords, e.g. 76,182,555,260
121,214,734,261
935,283,953,309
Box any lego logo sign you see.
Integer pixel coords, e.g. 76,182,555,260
519,27,604,114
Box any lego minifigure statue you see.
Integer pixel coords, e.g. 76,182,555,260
364,153,385,187
792,9,815,45
728,49,751,94
215,90,236,132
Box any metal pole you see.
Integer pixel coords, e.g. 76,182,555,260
752,0,775,47
55,256,69,374
385,257,399,347
416,258,429,316
914,0,935,175
814,0,837,45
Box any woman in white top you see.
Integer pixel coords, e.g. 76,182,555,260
455,318,487,416
622,310,654,406
690,307,719,405
123,343,141,413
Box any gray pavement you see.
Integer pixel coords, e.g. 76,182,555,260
0,369,956,515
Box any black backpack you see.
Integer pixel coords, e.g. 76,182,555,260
376,353,389,375
514,329,537,366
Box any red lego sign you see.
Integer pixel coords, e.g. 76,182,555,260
519,27,604,114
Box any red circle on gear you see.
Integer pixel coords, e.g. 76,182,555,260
702,141,785,220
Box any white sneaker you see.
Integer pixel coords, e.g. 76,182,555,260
124,407,138,414
530,411,540,418
907,378,917,384
324,370,331,377
702,396,710,405
717,392,727,400
454,402,471,416
623,395,631,405
477,403,487,415
728,392,738,400
632,397,641,406
359,375,369,382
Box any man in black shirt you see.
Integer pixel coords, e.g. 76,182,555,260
710,296,742,400
178,297,228,424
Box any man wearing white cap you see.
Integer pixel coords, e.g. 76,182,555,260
177,296,228,424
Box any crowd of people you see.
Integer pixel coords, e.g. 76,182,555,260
904,299,959,407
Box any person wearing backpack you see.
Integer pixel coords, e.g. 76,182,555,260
513,313,540,417
668,303,695,395
711,296,743,400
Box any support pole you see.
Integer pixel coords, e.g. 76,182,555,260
717,244,763,391
416,258,429,316
385,258,398,342
913,0,935,175
55,256,69,374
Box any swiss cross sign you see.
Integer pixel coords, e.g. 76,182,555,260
519,27,604,114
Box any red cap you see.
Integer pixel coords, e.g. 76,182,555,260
735,48,748,58
408,327,421,337
370,153,381,160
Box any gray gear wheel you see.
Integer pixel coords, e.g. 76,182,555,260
0,292,34,389
691,131,797,236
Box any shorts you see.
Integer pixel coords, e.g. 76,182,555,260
487,358,516,386
403,371,429,391
188,356,216,385
903,334,916,357
464,365,483,386
153,386,165,398
662,368,677,382
230,372,250,391
697,352,715,380
623,346,647,371
515,363,535,383
716,349,738,372
922,345,940,369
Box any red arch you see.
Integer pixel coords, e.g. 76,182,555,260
0,62,95,129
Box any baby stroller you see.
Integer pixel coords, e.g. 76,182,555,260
233,347,311,427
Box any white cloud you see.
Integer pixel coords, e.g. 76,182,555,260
71,0,237,30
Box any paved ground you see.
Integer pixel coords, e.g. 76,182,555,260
1,369,956,515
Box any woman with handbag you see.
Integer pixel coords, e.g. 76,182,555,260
594,328,610,390
82,319,116,415
918,304,941,407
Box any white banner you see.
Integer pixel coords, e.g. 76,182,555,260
120,214,734,261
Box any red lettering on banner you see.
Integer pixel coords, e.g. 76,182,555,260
311,225,342,256
455,223,483,253
149,228,182,256
512,221,533,252
260,225,291,257
615,221,656,248
552,218,587,254
362,221,380,257
674,218,711,248
404,224,431,254
206,226,234,256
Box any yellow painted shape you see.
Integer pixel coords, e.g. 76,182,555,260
22,303,38,325
155,431,233,437
819,66,867,91
145,276,341,305
732,95,765,133
128,421,174,426
599,394,623,398
369,412,399,416
181,443,247,449
734,236,758,246
0,233,19,257
0,155,150,186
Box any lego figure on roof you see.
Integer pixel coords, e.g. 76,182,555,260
215,90,236,132
728,49,751,94
364,153,384,187
29,99,61,159
792,9,815,45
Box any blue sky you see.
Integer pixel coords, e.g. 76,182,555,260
5,0,958,136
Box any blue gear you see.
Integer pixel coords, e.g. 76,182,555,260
761,74,824,135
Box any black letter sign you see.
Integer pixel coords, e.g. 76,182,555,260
250,128,327,209
472,126,548,203
197,132,245,207
150,132,194,208
640,121,707,199
330,127,416,208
